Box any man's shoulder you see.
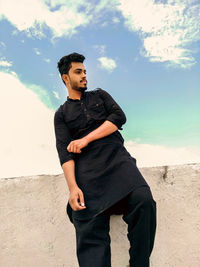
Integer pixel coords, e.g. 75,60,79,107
54,104,64,120
55,104,63,113
87,88,102,94
86,88,106,97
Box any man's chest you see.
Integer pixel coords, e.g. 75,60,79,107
62,93,108,129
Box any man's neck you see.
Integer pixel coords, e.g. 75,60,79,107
68,88,82,100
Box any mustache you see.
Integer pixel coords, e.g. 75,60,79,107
80,79,87,82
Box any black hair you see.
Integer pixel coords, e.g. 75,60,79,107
57,52,85,84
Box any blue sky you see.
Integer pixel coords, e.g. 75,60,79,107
0,0,200,178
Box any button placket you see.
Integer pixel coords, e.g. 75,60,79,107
81,100,90,121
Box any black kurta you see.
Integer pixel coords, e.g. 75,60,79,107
54,88,149,223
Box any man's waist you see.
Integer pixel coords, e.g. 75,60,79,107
87,131,124,148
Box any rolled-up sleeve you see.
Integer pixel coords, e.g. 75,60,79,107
54,108,75,166
98,88,126,130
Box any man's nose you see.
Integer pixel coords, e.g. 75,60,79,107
82,73,86,79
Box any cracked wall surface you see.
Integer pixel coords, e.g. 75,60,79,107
0,163,200,267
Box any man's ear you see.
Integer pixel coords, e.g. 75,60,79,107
62,74,69,85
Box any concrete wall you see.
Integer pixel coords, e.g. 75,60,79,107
0,163,200,267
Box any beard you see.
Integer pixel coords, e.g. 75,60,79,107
69,76,87,93
73,85,87,93
71,81,87,93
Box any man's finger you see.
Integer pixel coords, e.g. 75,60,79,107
70,144,75,153
67,144,71,152
72,146,77,153
70,198,85,211
76,148,81,153
78,191,85,207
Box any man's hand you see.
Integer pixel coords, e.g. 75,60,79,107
69,186,86,211
67,138,89,153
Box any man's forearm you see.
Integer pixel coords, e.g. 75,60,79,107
62,159,86,210
84,120,118,143
62,159,78,192
67,120,118,153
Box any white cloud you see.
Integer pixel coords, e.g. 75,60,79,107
93,45,106,55
33,47,41,55
94,0,117,12
1,0,199,70
0,71,62,179
44,58,51,63
112,17,120,24
118,0,200,68
101,21,108,27
125,140,200,168
0,72,199,179
98,56,117,72
0,41,6,49
53,90,60,99
0,60,12,67
0,0,93,39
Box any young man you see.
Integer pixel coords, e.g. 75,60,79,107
54,52,157,267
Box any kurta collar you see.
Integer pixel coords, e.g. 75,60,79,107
67,91,85,102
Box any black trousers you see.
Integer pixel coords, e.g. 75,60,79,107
72,186,157,267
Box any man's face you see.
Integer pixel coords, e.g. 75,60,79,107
63,62,87,92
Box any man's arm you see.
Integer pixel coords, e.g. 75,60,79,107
54,109,86,211
67,120,117,153
61,160,86,210
67,89,126,153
